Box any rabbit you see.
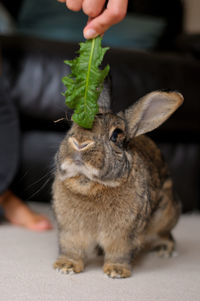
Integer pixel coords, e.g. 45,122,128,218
52,87,183,278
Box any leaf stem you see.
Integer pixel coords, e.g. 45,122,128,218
84,38,96,113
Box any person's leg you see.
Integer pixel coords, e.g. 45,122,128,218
0,77,52,231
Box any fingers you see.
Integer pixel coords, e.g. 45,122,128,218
63,0,105,15
66,0,83,11
57,0,82,11
83,0,128,39
82,0,105,18
57,0,128,39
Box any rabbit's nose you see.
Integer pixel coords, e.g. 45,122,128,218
69,137,94,151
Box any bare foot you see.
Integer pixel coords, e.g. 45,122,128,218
0,190,52,231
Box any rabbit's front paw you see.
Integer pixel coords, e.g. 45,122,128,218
103,263,131,278
53,256,84,274
154,244,174,258
152,235,175,258
152,240,175,258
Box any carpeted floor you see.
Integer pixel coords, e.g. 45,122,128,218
0,202,200,301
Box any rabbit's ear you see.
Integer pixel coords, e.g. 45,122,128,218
98,78,112,113
125,91,184,137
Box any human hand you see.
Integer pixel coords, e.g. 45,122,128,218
57,0,128,39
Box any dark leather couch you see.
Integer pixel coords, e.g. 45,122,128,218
0,0,200,212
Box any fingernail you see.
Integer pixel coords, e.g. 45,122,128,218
84,29,97,39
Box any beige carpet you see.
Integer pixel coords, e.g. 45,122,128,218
0,202,200,301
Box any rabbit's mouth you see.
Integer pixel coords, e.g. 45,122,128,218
73,152,84,166
74,159,83,166
59,158,99,181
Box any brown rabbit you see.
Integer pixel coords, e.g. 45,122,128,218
52,88,183,278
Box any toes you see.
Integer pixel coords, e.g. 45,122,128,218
157,249,171,258
54,261,75,274
53,257,84,274
27,218,52,231
104,263,131,278
57,265,75,275
153,244,174,258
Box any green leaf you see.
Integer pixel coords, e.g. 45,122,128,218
62,36,110,129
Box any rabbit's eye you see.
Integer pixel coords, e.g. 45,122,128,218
110,128,124,143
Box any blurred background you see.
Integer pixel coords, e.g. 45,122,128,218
0,0,200,212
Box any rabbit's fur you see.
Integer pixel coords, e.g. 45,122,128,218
53,89,183,278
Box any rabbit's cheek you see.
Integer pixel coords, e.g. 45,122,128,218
125,151,133,165
59,159,79,179
81,164,100,180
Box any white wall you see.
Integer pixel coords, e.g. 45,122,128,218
184,0,200,33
